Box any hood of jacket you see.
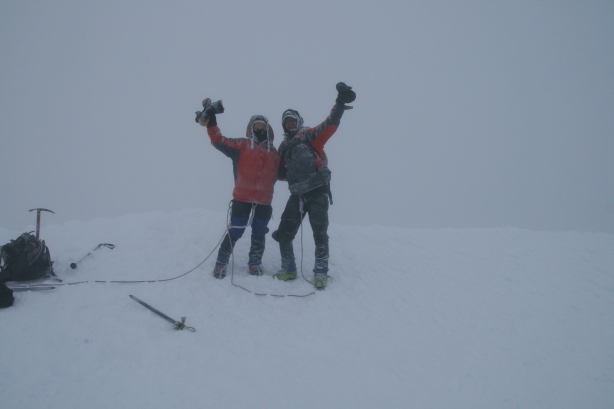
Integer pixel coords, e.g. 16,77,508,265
245,114,274,150
281,109,305,139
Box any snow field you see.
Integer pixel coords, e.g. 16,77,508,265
1,209,613,408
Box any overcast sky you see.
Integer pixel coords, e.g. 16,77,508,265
1,0,613,234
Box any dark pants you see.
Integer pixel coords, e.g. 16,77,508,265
216,200,272,267
272,186,329,275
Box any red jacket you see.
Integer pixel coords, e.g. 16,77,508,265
207,116,280,205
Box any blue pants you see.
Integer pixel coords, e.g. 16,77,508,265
216,200,272,266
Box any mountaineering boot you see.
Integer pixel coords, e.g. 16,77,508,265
314,273,328,290
248,264,264,276
249,235,266,268
273,269,297,281
213,264,227,279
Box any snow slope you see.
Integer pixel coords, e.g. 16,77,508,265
1,209,613,409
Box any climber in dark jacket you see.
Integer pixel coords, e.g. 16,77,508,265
272,82,356,290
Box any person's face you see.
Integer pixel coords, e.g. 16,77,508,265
253,122,266,132
284,118,297,131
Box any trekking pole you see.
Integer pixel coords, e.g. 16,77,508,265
70,243,115,269
28,208,55,240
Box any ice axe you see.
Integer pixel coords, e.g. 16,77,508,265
28,208,55,240
130,295,196,332
70,243,115,269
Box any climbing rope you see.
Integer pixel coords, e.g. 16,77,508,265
226,200,315,297
10,202,317,297
7,219,227,290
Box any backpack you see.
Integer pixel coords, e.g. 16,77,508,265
0,233,55,283
281,136,334,204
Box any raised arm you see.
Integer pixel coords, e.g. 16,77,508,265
306,82,356,155
204,112,244,159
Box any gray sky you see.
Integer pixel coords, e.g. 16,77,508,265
1,0,613,233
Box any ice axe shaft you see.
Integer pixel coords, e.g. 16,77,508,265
70,243,115,269
28,208,55,240
130,295,195,332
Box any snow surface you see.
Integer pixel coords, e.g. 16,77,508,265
1,208,613,409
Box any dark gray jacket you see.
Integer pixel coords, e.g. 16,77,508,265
278,102,345,195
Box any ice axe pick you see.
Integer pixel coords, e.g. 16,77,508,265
28,208,55,240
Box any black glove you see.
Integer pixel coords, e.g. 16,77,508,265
206,111,217,127
336,82,356,104
195,108,217,127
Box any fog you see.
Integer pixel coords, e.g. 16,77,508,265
1,0,613,233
